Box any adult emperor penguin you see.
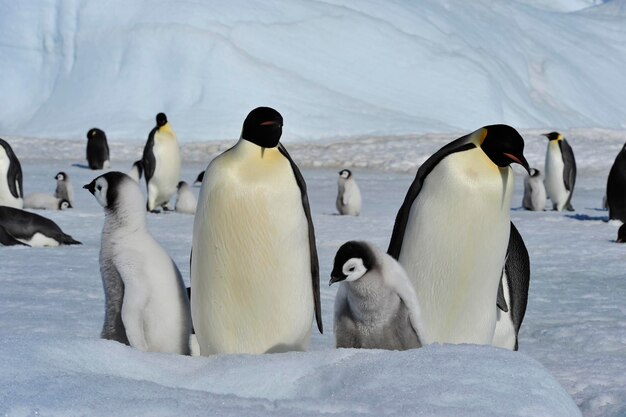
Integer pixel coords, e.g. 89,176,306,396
24,193,71,210
606,143,626,222
84,172,192,354
54,172,74,206
0,224,26,246
387,124,530,345
522,168,546,211
330,241,429,350
142,113,181,212
0,206,81,247
191,106,322,355
492,223,530,351
174,181,197,214
127,160,143,183
336,169,362,216
543,131,576,211
0,138,24,209
86,128,110,170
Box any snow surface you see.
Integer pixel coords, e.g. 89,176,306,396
1,0,626,142
1,128,626,416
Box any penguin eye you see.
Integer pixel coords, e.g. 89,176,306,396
97,185,102,191
348,267,355,272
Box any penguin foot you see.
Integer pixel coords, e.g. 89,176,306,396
566,204,575,212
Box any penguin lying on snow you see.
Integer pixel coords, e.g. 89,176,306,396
24,193,71,210
84,172,192,354
331,241,429,350
388,124,530,347
191,107,322,355
86,128,110,170
0,224,26,246
336,169,361,216
0,138,24,209
54,172,74,206
522,168,546,211
543,131,576,211
0,206,81,247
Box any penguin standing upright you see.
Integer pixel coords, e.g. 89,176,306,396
543,131,576,211
522,168,546,211
0,138,23,209
191,107,322,355
84,172,191,354
142,113,181,212
54,172,74,206
86,128,110,170
606,143,626,222
330,241,429,350
387,125,530,345
336,169,362,216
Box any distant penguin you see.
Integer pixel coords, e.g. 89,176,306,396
53,172,74,206
522,168,546,211
193,171,205,186
191,107,322,355
24,193,71,210
175,181,197,214
387,125,530,345
128,160,143,183
142,113,181,212
84,172,192,354
0,138,24,209
0,206,81,247
330,241,429,350
86,128,110,170
336,169,362,216
492,223,530,351
543,131,576,211
617,224,626,243
606,143,626,222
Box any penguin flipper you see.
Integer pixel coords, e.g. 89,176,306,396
387,136,475,259
0,224,27,246
497,276,508,312
559,139,576,209
278,143,323,334
504,222,530,335
142,128,157,184
5,142,23,199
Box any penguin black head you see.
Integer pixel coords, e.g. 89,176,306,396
529,168,541,177
542,132,561,141
339,169,352,179
55,172,68,181
330,241,376,285
87,128,105,140
156,113,168,128
58,199,71,210
241,107,283,148
177,181,187,190
617,224,626,243
480,124,530,174
84,171,128,210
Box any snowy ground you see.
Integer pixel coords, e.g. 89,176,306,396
1,129,625,416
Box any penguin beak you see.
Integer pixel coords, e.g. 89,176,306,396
329,275,346,286
504,153,531,174
83,182,96,194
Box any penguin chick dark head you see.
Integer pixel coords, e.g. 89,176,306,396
542,131,561,141
479,124,530,173
84,171,128,210
156,112,168,128
87,128,105,140
617,224,626,243
339,169,352,179
330,241,375,285
242,107,283,148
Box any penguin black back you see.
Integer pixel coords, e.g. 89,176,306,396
607,143,626,222
0,206,81,245
86,128,110,170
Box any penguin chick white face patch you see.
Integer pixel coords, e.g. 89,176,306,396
92,178,109,208
339,170,351,179
342,258,367,282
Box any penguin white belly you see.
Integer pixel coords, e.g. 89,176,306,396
149,136,180,208
530,179,547,211
192,145,313,355
492,272,516,350
544,142,568,210
399,149,512,344
0,158,22,209
19,232,60,248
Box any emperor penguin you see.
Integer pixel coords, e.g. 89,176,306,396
24,193,71,210
0,224,26,246
86,128,110,170
492,223,530,351
54,172,74,206
174,181,197,214
330,241,429,350
142,113,181,212
387,124,530,345
0,206,81,247
606,143,626,222
543,131,576,211
84,172,192,354
0,138,24,209
128,160,143,183
522,168,546,211
336,169,362,216
191,106,322,355
616,224,626,243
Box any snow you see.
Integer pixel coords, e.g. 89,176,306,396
2,127,626,416
1,0,626,142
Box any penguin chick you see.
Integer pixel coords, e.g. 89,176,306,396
24,193,71,210
330,241,429,350
84,171,192,354
54,172,74,206
336,169,362,216
128,160,143,183
522,168,546,211
175,181,197,214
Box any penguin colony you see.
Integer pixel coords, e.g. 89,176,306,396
13,107,622,358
